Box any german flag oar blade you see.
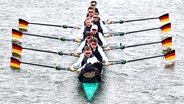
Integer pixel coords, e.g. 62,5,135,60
10,57,21,69
164,50,176,61
19,19,29,30
161,23,171,33
12,43,22,54
162,37,172,47
159,13,169,22
12,29,23,38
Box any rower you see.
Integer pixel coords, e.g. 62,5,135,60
86,6,95,20
81,17,93,39
90,0,99,14
92,12,109,36
90,37,110,66
70,46,98,72
91,25,110,50
73,32,93,56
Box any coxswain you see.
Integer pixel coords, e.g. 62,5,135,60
78,63,101,83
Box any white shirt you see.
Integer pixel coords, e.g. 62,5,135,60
97,32,108,47
92,45,108,62
72,53,98,67
92,20,108,33
75,40,90,53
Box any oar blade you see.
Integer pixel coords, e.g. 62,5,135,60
164,50,176,61
12,29,23,38
10,57,21,69
162,37,172,47
12,43,22,54
161,23,171,33
19,19,29,30
159,13,169,23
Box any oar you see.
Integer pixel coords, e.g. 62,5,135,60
18,18,81,30
10,49,175,70
109,50,175,65
104,13,169,24
103,37,172,51
12,29,82,43
105,23,171,38
12,43,80,57
10,57,73,70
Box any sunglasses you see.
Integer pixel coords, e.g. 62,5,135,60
92,43,97,45
88,11,93,13
85,52,91,54
92,29,97,31
93,16,98,18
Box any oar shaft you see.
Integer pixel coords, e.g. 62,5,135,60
126,41,161,48
29,22,75,28
22,47,75,57
21,61,69,70
126,27,160,34
125,17,158,23
127,55,164,63
22,61,54,68
24,33,59,40
30,22,61,27
23,47,56,54
23,33,80,43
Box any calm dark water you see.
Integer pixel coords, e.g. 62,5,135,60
0,0,184,103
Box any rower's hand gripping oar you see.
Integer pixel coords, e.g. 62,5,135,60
12,43,80,57
104,13,169,24
103,37,172,51
108,50,175,65
12,29,82,43
18,18,81,30
104,23,171,38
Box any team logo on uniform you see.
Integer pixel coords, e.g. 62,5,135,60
84,71,95,78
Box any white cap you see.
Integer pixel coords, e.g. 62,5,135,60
91,25,98,31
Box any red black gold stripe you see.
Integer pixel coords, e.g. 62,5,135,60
164,50,175,61
12,29,23,38
162,37,172,47
161,23,171,33
159,13,169,22
12,43,22,54
10,57,21,69
19,19,29,30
